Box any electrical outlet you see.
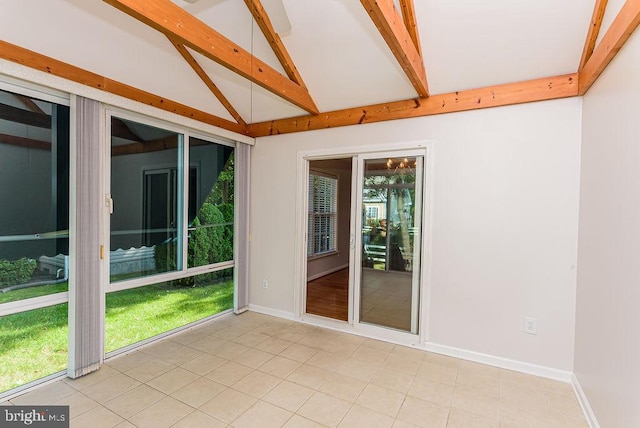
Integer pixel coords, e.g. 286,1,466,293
524,317,538,335
262,279,268,289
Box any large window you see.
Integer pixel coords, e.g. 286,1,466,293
107,115,234,353
0,86,70,394
307,173,338,256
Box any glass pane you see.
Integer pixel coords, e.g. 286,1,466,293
105,268,234,352
361,156,421,333
0,303,68,393
187,138,234,268
110,117,183,282
0,89,70,304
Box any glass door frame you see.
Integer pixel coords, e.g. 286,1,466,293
352,149,425,342
294,143,432,347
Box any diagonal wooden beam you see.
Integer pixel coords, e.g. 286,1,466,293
103,0,318,114
579,0,609,70
360,0,428,97
579,0,640,94
0,40,248,135
247,74,578,137
0,102,50,128
14,94,46,114
243,0,308,88
398,0,422,54
168,37,247,126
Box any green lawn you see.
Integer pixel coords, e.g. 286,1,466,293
0,277,233,393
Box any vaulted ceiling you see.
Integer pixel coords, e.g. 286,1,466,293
0,0,639,138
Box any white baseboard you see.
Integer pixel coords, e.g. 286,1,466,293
572,374,600,428
425,342,573,382
247,304,296,321
307,263,349,281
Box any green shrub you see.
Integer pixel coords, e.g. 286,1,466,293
0,258,37,287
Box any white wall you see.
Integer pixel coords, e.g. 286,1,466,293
575,28,640,428
250,98,582,371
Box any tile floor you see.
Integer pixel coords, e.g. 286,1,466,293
1,312,588,427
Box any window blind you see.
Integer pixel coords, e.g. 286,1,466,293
308,174,338,256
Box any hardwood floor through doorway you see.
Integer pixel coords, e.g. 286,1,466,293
306,268,349,321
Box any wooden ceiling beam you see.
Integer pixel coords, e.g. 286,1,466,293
398,0,422,54
243,0,308,89
0,133,50,151
360,0,429,97
247,73,578,137
103,0,318,115
14,94,46,114
0,102,50,128
0,41,248,135
579,0,609,70
168,37,246,126
579,0,640,94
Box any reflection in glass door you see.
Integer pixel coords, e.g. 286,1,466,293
360,156,423,334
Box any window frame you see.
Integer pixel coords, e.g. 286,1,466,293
307,170,339,258
104,109,236,293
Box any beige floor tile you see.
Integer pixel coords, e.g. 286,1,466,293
157,345,204,366
355,384,404,418
259,356,302,379
124,358,175,383
181,353,228,375
499,381,549,417
422,353,462,369
545,390,585,420
297,391,351,428
499,406,556,428
65,366,120,392
53,391,100,419
381,354,421,376
458,361,501,379
416,361,459,386
146,367,199,395
407,376,454,407
128,396,194,428
172,410,227,428
170,330,207,346
306,351,347,372
321,340,359,358
211,341,251,360
447,409,499,428
351,346,390,365
206,361,253,386
287,364,332,389
369,370,412,395
81,374,141,404
139,339,182,356
11,381,75,405
105,352,150,373
172,377,226,408
234,348,274,369
232,370,281,398
200,388,257,423
103,384,165,419
113,421,137,428
233,331,271,347
255,337,294,354
336,358,379,382
232,400,293,428
263,380,315,412
213,327,251,341
392,420,421,428
283,415,326,428
338,404,394,428
389,345,425,362
71,405,123,428
452,385,500,420
189,336,228,354
280,343,318,363
320,373,367,402
456,371,499,397
396,396,449,428
362,338,395,352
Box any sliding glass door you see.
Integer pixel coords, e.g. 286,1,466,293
356,152,424,335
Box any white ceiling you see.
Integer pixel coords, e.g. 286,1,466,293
0,0,601,126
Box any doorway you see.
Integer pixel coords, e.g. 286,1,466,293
300,147,428,342
305,158,352,321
